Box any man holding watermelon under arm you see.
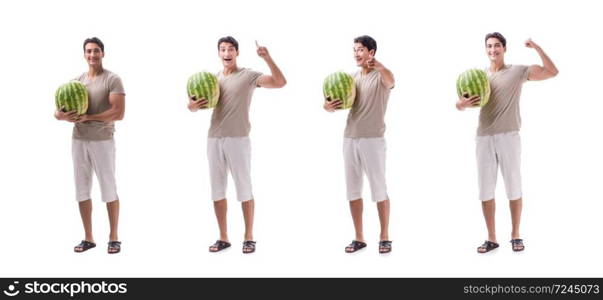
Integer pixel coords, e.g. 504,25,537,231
456,32,558,253
188,36,286,254
324,35,395,254
54,37,126,254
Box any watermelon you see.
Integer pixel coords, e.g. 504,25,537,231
187,71,220,108
323,72,356,109
55,81,88,115
456,69,490,107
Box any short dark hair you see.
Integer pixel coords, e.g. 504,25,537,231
485,32,506,48
83,37,104,52
354,35,377,54
217,36,239,51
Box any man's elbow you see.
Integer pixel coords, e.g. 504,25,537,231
115,111,125,121
542,69,558,80
276,78,287,88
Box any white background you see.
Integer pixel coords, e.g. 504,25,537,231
0,0,601,277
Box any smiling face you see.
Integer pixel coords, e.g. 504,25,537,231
353,42,374,67
485,37,505,63
84,42,104,67
218,42,239,68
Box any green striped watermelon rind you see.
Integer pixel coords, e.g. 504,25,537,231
456,68,491,108
55,81,89,115
187,71,220,109
323,71,356,110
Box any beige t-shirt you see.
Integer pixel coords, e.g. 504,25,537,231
72,69,125,140
344,69,391,138
477,64,529,136
209,68,263,137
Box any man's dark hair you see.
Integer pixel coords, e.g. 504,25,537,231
485,32,506,48
217,36,239,51
83,37,104,52
354,35,377,54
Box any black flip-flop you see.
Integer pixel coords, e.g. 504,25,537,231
108,241,121,254
74,240,96,253
242,241,256,254
510,239,525,252
209,240,231,252
345,240,367,253
477,240,499,253
379,240,392,254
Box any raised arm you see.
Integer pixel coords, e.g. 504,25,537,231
255,42,287,88
367,56,395,89
525,39,559,81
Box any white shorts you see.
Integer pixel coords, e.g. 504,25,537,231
72,138,118,203
476,131,522,201
207,137,253,202
343,137,388,202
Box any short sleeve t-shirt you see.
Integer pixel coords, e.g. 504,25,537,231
344,69,391,138
209,68,263,137
72,69,125,140
477,64,529,136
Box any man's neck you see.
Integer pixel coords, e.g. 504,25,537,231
361,66,374,75
489,60,506,73
88,65,104,78
223,65,239,76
